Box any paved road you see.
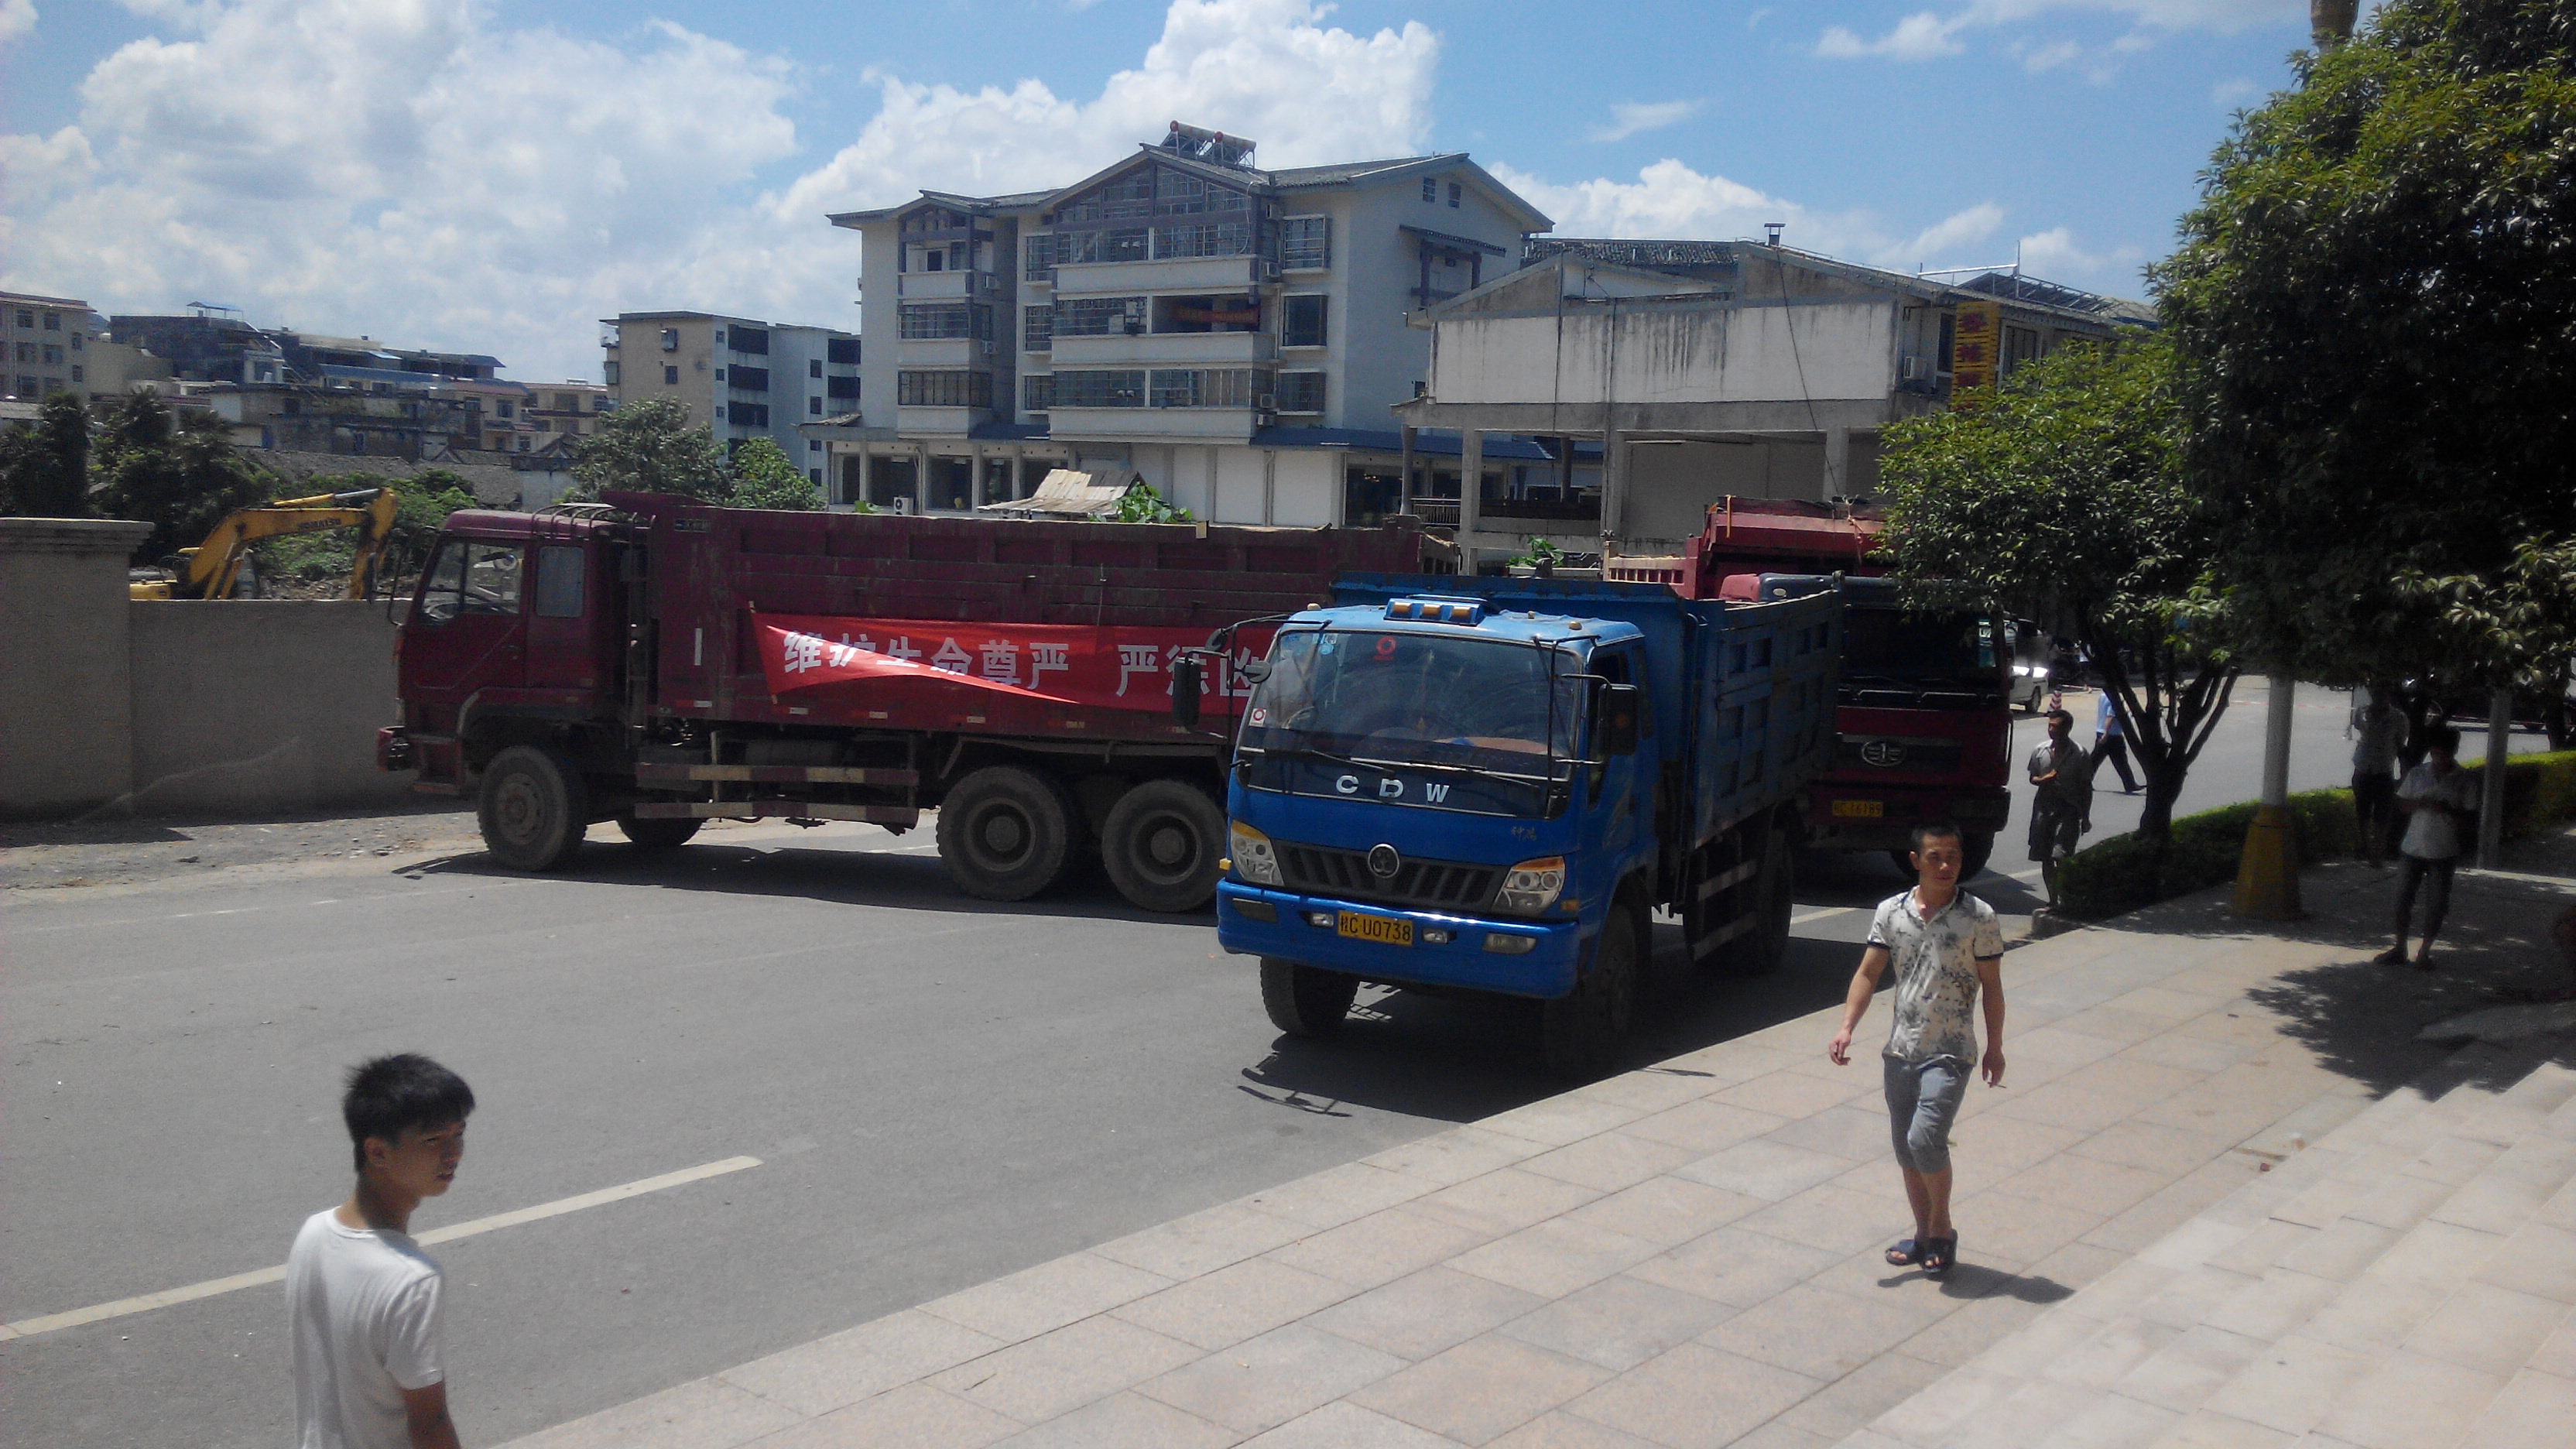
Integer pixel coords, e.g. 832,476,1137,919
0,686,2543,1446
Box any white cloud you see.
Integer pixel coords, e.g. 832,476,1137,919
1589,100,1700,143
1817,12,1967,61
2015,226,2150,289
1903,203,2006,262
1,0,1435,381
2211,75,2266,108
0,0,34,46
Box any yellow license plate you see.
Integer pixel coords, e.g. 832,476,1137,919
1336,911,1414,947
1831,799,1886,819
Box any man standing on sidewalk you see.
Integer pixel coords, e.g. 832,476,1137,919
1827,822,2006,1278
2377,724,2478,970
2027,708,2094,909
2348,684,2406,868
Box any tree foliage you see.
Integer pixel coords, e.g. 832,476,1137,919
0,392,91,517
252,469,479,594
1114,481,1193,524
724,437,822,511
2154,0,2576,686
565,398,729,503
1879,334,2235,840
89,392,269,563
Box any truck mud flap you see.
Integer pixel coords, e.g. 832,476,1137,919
630,800,921,826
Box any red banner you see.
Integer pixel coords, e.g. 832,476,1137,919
752,614,1273,714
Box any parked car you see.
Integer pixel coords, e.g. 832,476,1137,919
2006,619,2051,713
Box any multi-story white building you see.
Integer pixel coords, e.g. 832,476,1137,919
601,311,862,488
814,122,1552,524
4,290,171,404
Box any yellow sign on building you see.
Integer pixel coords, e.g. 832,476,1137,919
1951,300,2001,396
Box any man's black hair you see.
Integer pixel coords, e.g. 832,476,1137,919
343,1053,474,1174
1910,820,1964,854
2427,724,2461,755
2045,708,2074,728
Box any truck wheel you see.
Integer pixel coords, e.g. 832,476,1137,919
1734,829,1794,978
478,745,591,872
616,815,701,849
1260,958,1358,1038
937,766,1078,901
1101,781,1226,913
1541,907,1639,1078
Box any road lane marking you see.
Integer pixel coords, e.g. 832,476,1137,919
0,1155,762,1341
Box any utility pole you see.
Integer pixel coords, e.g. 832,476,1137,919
2237,2,2358,919
2478,688,2512,868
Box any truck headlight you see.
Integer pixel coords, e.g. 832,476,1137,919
1493,856,1565,915
1230,820,1281,885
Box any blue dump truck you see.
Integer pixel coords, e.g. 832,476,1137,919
1173,573,1840,1075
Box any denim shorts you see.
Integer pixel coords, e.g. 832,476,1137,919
1884,1055,1969,1174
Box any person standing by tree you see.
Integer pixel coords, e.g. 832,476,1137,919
2377,724,2477,970
2090,689,2139,793
2028,708,2093,909
2349,683,2406,868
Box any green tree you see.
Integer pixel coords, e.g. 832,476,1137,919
2154,0,2576,690
251,469,480,595
724,437,821,511
1114,481,1193,524
1880,334,2236,841
89,392,269,563
0,393,92,516
564,398,728,503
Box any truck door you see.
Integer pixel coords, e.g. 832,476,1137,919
522,541,608,699
402,537,528,735
1590,645,1649,864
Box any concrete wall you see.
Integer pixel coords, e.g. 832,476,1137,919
0,518,151,817
1431,300,1897,408
125,601,408,816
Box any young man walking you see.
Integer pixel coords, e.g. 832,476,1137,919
1827,822,2006,1277
288,1053,475,1449
2348,685,2406,868
2377,724,2478,970
2027,708,2094,909
2090,689,2139,793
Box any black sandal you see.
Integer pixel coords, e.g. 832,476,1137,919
1886,1238,1924,1266
1922,1236,1956,1276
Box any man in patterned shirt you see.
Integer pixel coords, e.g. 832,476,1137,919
1827,820,2006,1277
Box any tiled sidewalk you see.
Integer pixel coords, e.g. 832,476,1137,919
499,856,2566,1449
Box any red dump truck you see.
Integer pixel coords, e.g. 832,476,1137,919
378,492,1447,910
1608,498,2014,877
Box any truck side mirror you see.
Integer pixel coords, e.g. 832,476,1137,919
1172,656,1204,729
1598,683,1642,758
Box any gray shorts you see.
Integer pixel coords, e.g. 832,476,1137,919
1884,1055,1968,1174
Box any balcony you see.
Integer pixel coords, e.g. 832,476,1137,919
1050,331,1276,366
1054,255,1269,296
895,405,988,436
1482,493,1601,526
896,270,1005,301
1045,406,1259,444
894,337,997,368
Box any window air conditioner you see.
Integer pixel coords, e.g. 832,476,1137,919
1256,394,1277,410
1899,355,1927,383
1259,259,1281,283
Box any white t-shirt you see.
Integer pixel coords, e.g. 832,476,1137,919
1868,889,2005,1064
287,1208,444,1449
2396,762,2478,860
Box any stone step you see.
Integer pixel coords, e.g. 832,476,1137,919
1844,1036,2576,1449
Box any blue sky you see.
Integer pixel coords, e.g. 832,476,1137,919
0,1,2320,381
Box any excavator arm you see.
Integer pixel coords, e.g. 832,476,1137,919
132,488,400,601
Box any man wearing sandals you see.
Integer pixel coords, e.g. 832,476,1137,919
1826,821,2007,1276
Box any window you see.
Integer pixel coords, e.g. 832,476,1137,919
730,367,770,392
1053,228,1149,265
663,365,680,385
1447,182,1461,207
1282,294,1327,348
42,344,62,365
12,343,27,361
2003,325,2043,375
1280,215,1330,271
1052,369,1144,408
497,399,515,419
1422,176,1437,203
826,375,861,399
726,401,772,426
731,326,769,355
1154,221,1252,258
552,392,574,409
1023,373,1054,412
12,310,29,327
809,439,821,452
899,303,991,341
827,337,860,365
39,376,60,393
1149,368,1261,408
809,396,822,415
659,328,679,351
602,361,620,385
1022,304,1054,352
42,312,58,331
534,546,586,618
69,333,81,351
416,541,522,624
808,468,822,485
1023,233,1056,280
1276,370,1325,414
896,370,993,408
714,327,726,344
1057,296,1146,336
70,365,84,384
12,375,33,396
808,358,822,379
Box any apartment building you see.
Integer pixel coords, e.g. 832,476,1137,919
816,122,1551,522
3,290,171,403
600,312,859,486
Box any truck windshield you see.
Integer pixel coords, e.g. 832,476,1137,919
1242,629,1583,777
1842,607,2001,691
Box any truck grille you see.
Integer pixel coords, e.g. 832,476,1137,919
1279,843,1499,912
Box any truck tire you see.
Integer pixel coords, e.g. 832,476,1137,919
616,815,702,849
478,745,591,872
1260,958,1358,1038
1101,780,1226,913
1732,827,1794,978
1541,907,1639,1078
937,766,1079,901
1886,831,1992,882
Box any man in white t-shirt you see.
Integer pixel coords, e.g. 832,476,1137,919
288,1053,474,1449
2376,724,2478,971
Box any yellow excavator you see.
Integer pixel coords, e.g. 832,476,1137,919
129,487,402,601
